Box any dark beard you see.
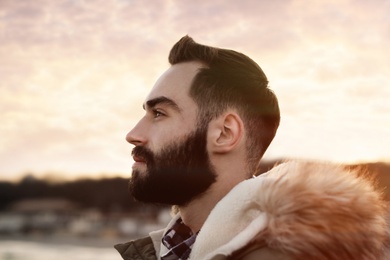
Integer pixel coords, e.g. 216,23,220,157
128,126,217,206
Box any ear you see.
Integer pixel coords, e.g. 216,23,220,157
208,112,244,154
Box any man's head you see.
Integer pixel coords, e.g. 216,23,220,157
126,36,280,205
168,36,280,173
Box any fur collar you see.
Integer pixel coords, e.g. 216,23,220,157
189,161,388,260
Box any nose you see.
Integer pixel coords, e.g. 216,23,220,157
126,120,147,146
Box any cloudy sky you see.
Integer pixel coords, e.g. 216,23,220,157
1,0,389,181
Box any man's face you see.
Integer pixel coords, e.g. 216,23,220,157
126,61,217,206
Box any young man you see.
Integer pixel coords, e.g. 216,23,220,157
115,36,388,259
118,35,279,258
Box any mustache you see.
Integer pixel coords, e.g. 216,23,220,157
131,146,154,163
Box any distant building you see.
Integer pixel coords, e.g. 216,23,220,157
10,198,77,214
7,198,78,234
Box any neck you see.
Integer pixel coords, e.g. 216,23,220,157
178,190,220,233
178,163,247,233
176,145,250,232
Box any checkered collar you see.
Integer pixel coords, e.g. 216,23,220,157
161,218,198,260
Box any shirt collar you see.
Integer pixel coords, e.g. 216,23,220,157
161,217,198,260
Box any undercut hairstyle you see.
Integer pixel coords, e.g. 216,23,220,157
168,35,280,174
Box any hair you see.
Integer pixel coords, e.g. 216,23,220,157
168,35,280,174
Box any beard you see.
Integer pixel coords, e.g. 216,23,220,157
128,126,217,206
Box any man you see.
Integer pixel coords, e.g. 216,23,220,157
115,36,388,259
117,35,279,258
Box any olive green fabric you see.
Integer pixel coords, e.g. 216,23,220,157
115,236,157,260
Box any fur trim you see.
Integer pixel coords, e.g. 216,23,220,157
189,161,388,260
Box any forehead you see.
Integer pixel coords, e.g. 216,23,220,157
145,61,204,108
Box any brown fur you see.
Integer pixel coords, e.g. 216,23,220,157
254,162,388,260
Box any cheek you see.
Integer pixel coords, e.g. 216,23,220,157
147,130,175,152
148,113,198,150
153,122,193,141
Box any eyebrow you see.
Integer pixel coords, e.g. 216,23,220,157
143,96,181,112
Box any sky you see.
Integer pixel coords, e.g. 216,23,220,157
1,0,389,181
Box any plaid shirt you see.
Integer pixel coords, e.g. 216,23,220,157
161,218,198,260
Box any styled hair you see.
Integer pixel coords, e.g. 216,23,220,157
168,36,280,174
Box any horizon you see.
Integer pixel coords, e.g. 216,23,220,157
3,158,390,183
1,0,389,181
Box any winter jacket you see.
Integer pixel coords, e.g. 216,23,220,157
116,161,389,260
115,236,157,260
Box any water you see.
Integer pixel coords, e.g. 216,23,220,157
0,240,120,260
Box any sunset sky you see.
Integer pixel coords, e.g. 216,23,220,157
1,0,389,181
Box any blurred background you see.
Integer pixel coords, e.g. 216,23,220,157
1,0,389,259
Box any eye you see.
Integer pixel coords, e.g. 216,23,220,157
152,109,164,118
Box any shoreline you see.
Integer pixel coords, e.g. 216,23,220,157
0,233,133,248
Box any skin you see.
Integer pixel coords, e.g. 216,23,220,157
126,61,249,233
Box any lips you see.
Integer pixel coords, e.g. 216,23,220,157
133,155,146,163
131,146,152,166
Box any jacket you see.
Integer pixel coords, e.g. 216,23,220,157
115,236,157,260
116,161,389,260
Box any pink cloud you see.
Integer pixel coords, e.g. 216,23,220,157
1,0,389,179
